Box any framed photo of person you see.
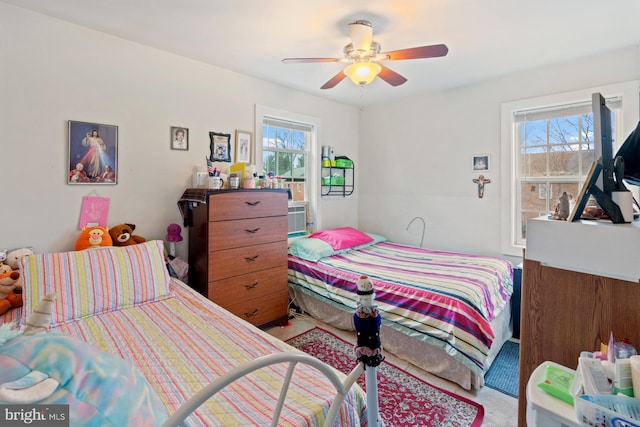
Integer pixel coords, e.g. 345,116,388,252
472,154,489,172
209,131,231,162
234,130,253,163
68,120,118,185
171,127,189,151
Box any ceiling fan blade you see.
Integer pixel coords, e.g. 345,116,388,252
320,71,347,89
382,44,449,61
282,58,341,63
378,65,407,86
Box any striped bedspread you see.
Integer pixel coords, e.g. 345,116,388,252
288,242,513,376
48,280,367,426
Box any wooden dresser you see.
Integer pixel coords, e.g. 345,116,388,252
187,189,289,328
517,217,640,426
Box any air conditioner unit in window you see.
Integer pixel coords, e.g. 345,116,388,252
288,202,308,236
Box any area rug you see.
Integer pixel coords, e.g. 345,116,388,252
286,327,484,427
484,340,519,398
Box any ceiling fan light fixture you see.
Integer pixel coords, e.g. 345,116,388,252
343,62,381,86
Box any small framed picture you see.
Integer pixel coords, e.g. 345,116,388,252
209,131,231,162
171,127,189,150
472,155,490,172
68,120,118,184
234,130,253,163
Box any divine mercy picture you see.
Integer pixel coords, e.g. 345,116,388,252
68,120,118,184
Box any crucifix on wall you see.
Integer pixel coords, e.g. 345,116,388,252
473,175,491,198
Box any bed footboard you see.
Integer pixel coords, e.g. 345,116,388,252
162,352,366,427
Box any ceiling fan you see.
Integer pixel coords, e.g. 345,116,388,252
282,19,448,89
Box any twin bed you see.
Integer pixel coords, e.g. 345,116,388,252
1,240,367,426
287,227,515,390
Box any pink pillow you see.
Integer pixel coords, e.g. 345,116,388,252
309,227,373,251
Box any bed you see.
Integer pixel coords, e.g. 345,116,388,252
1,240,368,426
287,227,514,390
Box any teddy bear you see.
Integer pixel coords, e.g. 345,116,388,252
0,263,22,315
6,247,34,271
109,223,146,247
4,247,34,293
75,226,113,251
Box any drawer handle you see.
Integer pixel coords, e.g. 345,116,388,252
245,201,261,207
244,309,260,317
244,255,260,262
245,228,260,234
245,281,259,289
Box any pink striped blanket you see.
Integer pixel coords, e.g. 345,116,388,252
288,242,513,376
3,279,367,426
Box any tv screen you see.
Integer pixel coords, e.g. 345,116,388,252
593,93,615,197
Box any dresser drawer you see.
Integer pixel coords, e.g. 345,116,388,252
208,191,288,221
208,266,287,307
223,290,288,326
208,216,286,250
208,241,287,281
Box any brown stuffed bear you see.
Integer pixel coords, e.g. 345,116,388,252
109,223,146,247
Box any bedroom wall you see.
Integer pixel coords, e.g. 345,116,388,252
0,3,359,259
358,45,640,261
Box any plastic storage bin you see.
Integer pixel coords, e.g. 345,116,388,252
575,394,640,427
322,176,344,186
527,361,581,427
334,158,353,168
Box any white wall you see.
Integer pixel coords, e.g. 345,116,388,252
4,3,639,263
0,3,359,258
359,45,640,260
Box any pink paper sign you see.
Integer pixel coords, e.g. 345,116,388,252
78,196,110,229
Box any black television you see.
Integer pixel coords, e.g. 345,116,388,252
592,93,616,197
571,93,628,223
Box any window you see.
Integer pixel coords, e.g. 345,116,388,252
255,105,320,233
516,100,608,242
261,117,311,201
500,82,639,256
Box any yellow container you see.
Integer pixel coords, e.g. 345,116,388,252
230,162,248,181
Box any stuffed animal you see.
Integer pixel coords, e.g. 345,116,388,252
75,226,113,251
109,223,146,247
3,247,32,295
0,249,7,264
0,264,21,315
6,247,34,271
166,223,183,242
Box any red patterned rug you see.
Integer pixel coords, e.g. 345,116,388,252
286,327,484,427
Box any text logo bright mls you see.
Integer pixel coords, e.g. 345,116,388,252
2,405,69,426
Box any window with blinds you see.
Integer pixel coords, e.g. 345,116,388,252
513,98,621,244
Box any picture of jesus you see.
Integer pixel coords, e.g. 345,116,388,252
68,120,118,185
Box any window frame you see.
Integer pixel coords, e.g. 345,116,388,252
500,81,639,257
255,104,320,230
